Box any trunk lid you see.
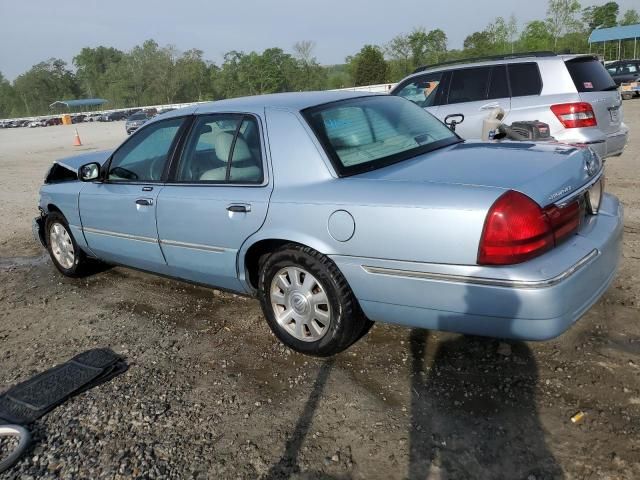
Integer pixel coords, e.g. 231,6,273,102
356,141,600,207
565,56,623,135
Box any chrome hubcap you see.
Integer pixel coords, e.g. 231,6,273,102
270,266,331,342
50,223,75,269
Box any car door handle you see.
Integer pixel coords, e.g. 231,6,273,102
227,204,251,213
135,198,154,206
480,102,501,111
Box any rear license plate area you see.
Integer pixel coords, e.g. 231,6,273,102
609,108,620,122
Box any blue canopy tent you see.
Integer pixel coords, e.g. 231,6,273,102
49,98,108,111
589,24,640,60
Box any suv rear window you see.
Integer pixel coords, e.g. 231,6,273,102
508,63,542,97
565,57,617,92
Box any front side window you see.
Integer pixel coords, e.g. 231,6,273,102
108,117,184,182
304,95,459,176
176,114,263,183
393,72,444,108
447,67,492,104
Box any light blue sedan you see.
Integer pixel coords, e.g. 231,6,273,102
34,91,623,356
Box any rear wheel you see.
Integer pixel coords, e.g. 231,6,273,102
258,244,368,357
45,212,94,277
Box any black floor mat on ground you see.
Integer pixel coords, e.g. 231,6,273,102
0,348,127,425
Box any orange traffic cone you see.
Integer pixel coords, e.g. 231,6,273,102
73,128,82,146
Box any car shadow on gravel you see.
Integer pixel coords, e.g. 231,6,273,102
408,288,564,479
264,359,350,480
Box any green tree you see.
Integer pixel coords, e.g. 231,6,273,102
0,72,16,118
292,41,328,91
619,8,639,26
73,46,124,98
583,2,619,30
408,28,448,69
463,30,495,56
546,0,582,50
13,59,79,115
385,33,413,79
348,45,388,86
385,28,447,79
175,49,211,101
519,20,554,51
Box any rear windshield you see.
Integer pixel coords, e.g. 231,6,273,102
303,96,459,176
565,57,617,92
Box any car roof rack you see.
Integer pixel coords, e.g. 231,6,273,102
412,51,557,74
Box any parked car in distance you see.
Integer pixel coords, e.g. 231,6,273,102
45,117,62,126
390,52,628,159
606,59,640,86
99,111,128,122
84,113,102,122
34,91,622,356
125,111,150,134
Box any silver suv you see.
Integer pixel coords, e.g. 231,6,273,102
390,52,628,159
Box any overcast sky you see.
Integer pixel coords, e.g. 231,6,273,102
0,0,637,80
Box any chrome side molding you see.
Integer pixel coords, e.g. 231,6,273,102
362,249,599,289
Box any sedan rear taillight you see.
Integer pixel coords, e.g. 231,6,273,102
543,200,582,244
478,191,581,265
550,102,597,128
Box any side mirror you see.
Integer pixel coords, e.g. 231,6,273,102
444,113,465,132
79,162,101,182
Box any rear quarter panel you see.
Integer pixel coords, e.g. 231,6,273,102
252,107,502,266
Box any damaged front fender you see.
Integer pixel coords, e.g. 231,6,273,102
32,213,46,248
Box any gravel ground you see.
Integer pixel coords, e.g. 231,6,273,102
0,107,639,479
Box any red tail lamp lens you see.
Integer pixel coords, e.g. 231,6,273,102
544,200,581,244
478,191,554,265
478,191,583,265
550,102,597,128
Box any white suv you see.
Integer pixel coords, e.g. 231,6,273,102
390,52,628,159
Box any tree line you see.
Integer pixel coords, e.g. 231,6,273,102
0,1,638,119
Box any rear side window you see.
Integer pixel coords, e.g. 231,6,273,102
447,67,491,104
565,57,617,92
176,114,263,184
508,63,542,97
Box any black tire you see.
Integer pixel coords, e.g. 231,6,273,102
45,212,93,277
258,244,368,357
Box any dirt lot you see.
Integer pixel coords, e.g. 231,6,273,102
0,110,639,480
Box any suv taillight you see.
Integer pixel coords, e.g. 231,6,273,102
478,191,581,265
550,102,597,128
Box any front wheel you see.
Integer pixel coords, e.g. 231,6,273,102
258,244,368,357
45,212,94,277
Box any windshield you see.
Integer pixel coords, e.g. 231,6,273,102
303,95,458,176
129,113,147,120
